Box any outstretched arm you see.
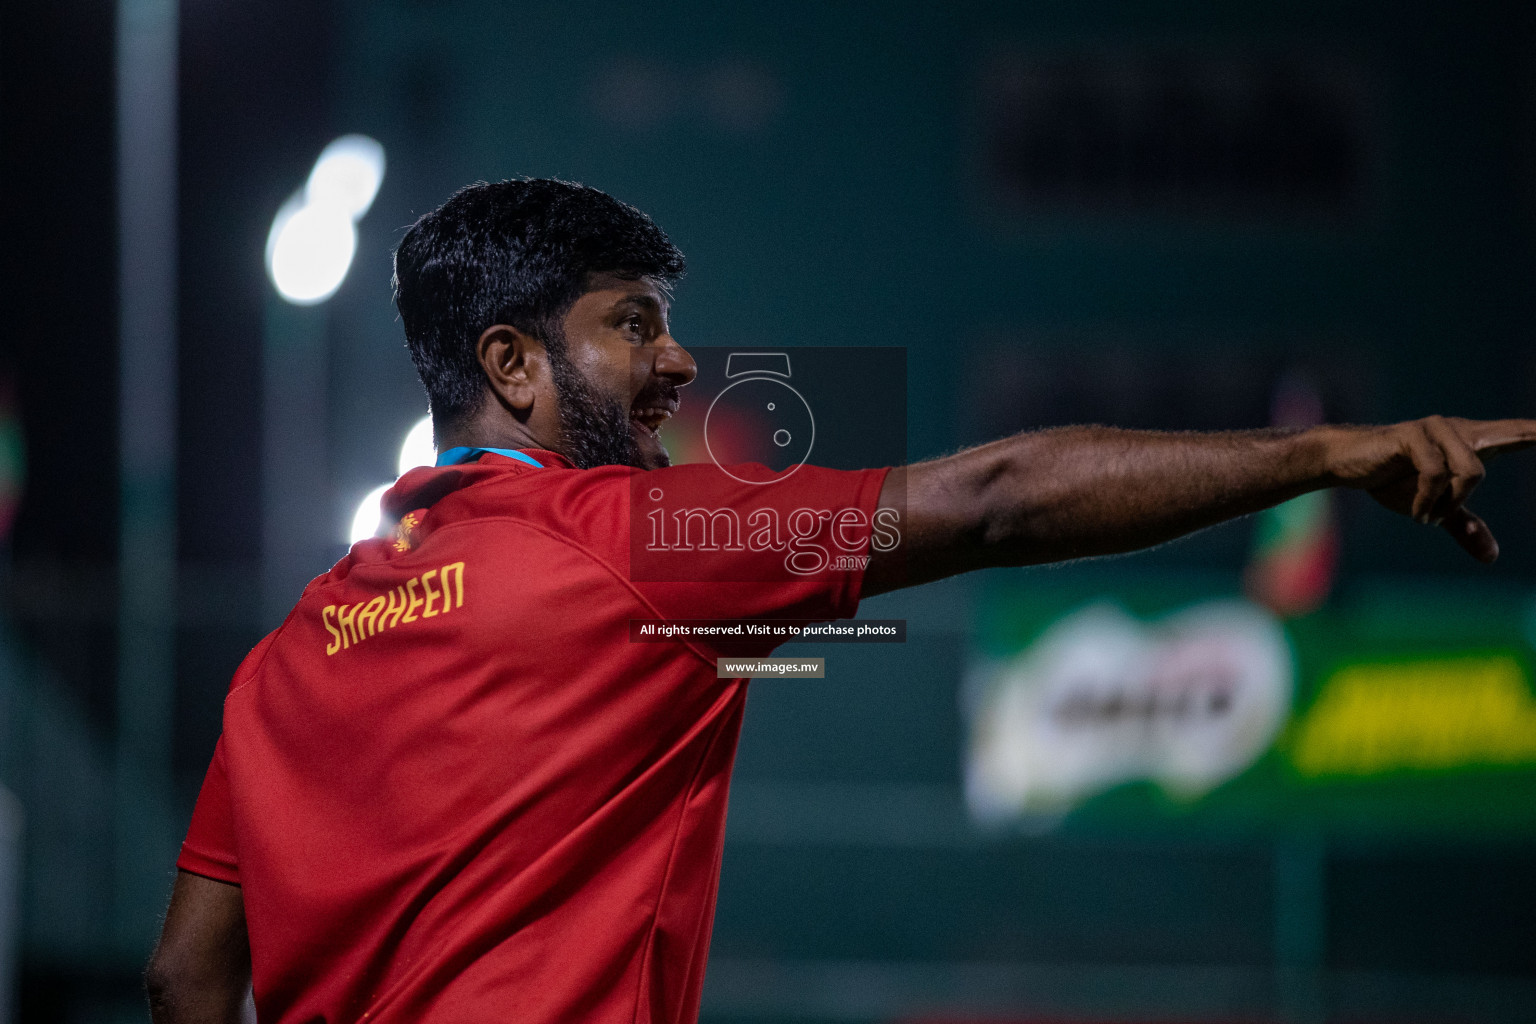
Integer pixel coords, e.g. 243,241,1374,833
863,416,1536,598
145,871,255,1024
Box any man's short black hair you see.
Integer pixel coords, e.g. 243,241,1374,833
393,178,686,430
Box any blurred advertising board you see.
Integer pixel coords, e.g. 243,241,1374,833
965,572,1536,837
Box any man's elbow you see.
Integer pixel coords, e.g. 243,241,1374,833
915,443,1022,540
144,948,172,995
143,957,176,1020
143,951,248,1023
967,442,1062,563
143,949,192,1016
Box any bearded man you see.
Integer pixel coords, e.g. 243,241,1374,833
146,178,1535,1024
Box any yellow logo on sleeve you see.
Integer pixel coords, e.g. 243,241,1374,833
393,512,421,552
323,561,466,656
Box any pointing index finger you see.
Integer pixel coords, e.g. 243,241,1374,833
1464,418,1536,461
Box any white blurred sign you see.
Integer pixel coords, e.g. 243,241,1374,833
967,600,1293,822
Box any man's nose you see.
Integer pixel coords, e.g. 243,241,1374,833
654,334,697,387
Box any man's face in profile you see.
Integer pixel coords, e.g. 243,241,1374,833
546,273,697,471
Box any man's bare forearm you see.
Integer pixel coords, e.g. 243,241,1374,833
866,416,1536,596
965,425,1331,564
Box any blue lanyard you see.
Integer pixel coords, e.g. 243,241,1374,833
435,446,544,469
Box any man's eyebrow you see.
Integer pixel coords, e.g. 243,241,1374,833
608,294,668,315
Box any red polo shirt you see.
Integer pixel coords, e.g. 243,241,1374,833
177,450,889,1023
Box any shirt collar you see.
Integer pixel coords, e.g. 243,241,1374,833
435,446,544,469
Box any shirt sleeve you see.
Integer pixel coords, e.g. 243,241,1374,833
176,734,240,884
624,462,893,657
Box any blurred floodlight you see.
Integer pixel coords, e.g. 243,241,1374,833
266,195,357,305
397,416,435,476
349,482,393,544
306,134,386,218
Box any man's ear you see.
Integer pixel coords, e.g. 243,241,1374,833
476,324,546,414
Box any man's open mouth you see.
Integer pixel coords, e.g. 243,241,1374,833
629,402,678,435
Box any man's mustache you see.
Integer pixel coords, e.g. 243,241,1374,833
632,380,681,411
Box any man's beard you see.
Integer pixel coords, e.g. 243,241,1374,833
545,341,672,471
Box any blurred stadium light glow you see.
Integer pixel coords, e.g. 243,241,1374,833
349,482,393,544
397,415,434,476
348,417,434,544
266,196,357,304
266,134,384,305
306,134,386,218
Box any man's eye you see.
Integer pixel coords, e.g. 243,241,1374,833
624,317,644,335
